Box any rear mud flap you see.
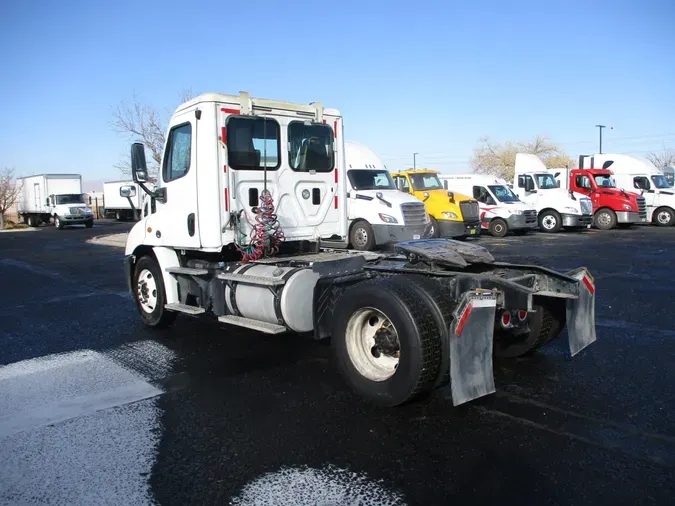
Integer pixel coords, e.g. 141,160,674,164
565,268,597,356
448,291,497,406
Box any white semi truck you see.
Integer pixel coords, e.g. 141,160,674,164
439,174,538,237
513,153,593,232
579,154,675,226
17,173,94,229
122,91,597,408
344,141,431,250
103,180,142,221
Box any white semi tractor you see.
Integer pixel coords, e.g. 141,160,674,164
17,173,94,229
122,91,597,408
344,141,431,250
103,180,142,221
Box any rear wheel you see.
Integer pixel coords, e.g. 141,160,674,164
331,277,443,406
594,208,617,230
349,220,376,251
488,218,508,237
654,207,674,226
538,210,562,233
133,256,177,328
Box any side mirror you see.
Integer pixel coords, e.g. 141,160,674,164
526,180,535,192
555,181,561,188
447,191,455,203
88,196,92,204
423,191,430,201
120,185,137,198
396,178,406,192
45,198,49,206
131,142,149,183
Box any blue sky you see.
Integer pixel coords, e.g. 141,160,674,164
1,0,673,189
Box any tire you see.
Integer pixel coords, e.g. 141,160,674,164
488,218,508,237
331,276,443,406
132,256,177,328
116,211,122,221
54,216,64,229
27,215,35,227
494,296,566,358
349,220,376,251
538,210,562,233
429,216,441,238
594,208,617,230
85,219,94,228
653,207,675,227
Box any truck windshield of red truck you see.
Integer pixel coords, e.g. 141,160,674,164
593,174,616,188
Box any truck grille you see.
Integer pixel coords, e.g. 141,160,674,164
459,200,480,221
69,207,85,215
580,199,593,215
400,202,427,226
523,209,537,224
636,196,647,219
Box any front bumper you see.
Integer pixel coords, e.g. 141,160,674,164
438,219,481,238
506,214,538,230
60,214,93,223
372,222,433,245
562,214,593,227
615,211,641,224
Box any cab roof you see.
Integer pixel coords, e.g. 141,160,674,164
176,92,341,117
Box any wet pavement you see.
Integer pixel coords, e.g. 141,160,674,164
0,222,673,505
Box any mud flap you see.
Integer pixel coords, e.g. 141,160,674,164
565,268,597,356
448,291,497,406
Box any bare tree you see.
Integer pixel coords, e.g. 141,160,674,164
0,167,23,228
646,147,675,168
112,89,196,177
470,135,574,180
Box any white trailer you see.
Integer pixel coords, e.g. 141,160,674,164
439,174,538,237
344,141,431,250
121,91,597,408
103,180,142,221
17,174,93,229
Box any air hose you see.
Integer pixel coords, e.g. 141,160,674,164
234,189,285,263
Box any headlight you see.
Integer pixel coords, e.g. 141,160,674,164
509,209,523,215
441,212,458,219
378,213,398,224
622,204,633,211
85,208,93,214
563,207,579,214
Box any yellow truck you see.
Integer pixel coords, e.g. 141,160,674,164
392,169,481,238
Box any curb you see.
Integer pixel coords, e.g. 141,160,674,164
87,233,128,248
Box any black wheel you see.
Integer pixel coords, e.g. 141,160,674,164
27,215,35,227
653,207,675,226
54,215,64,229
594,208,617,230
488,218,508,237
494,296,566,358
349,220,376,251
429,216,441,238
331,276,443,406
115,211,122,221
132,256,177,328
538,210,562,233
85,219,94,228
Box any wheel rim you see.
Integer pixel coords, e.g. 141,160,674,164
55,218,59,227
353,227,369,248
657,211,671,224
597,212,611,227
493,222,505,234
345,307,399,382
137,268,158,314
542,215,556,229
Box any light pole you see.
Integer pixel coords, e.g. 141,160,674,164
595,125,605,154
413,152,418,170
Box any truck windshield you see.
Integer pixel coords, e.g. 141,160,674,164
348,170,395,190
55,194,84,205
535,174,557,189
593,174,616,188
488,185,520,202
410,173,443,190
651,175,671,189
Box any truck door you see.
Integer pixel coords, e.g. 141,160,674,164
146,110,200,249
575,175,592,196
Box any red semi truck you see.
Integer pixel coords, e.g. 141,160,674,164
552,167,647,230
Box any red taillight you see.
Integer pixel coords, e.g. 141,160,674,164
518,310,527,320
501,311,511,327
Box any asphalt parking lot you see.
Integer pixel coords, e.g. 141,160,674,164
1,222,674,505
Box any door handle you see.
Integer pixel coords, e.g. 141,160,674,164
312,188,321,205
187,213,195,237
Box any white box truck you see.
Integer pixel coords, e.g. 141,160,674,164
120,91,597,409
345,141,431,250
17,173,93,229
439,174,538,237
103,180,141,221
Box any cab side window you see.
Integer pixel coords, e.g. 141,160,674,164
518,175,535,190
163,123,192,182
394,176,410,192
634,176,650,190
473,186,493,204
576,175,591,189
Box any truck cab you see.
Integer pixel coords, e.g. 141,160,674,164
344,141,431,250
439,174,538,237
579,154,675,226
47,193,93,229
391,169,481,239
513,153,593,232
553,167,647,230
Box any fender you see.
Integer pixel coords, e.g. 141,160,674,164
152,246,180,305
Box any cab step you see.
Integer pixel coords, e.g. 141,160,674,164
165,267,209,275
165,303,205,315
217,273,286,286
218,315,287,334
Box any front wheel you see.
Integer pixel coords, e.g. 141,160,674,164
488,218,508,237
133,256,177,328
654,207,675,227
54,216,64,229
331,277,442,406
85,219,94,228
429,216,441,238
349,220,376,251
538,210,562,233
594,209,617,230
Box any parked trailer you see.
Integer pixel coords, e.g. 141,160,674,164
103,180,141,221
123,92,597,407
17,173,93,228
